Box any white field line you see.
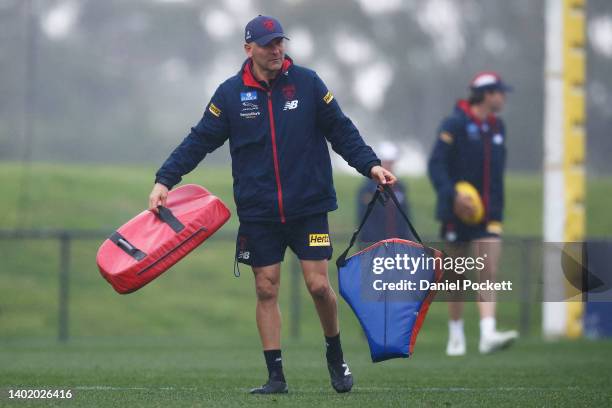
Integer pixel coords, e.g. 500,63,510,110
71,385,581,393
73,386,197,391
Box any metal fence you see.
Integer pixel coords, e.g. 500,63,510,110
0,229,541,342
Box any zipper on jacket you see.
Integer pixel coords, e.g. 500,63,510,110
482,132,491,221
267,90,286,223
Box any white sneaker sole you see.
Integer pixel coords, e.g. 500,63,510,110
479,331,518,354
446,340,466,356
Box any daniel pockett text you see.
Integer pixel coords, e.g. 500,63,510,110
369,253,513,296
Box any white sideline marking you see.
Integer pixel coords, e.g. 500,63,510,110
342,386,581,392
74,386,197,391
74,385,579,393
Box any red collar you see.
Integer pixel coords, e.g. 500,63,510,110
242,57,293,90
457,99,497,127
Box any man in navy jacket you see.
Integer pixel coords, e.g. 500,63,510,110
428,72,517,357
149,15,396,394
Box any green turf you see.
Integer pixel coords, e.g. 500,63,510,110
1,336,611,407
1,162,611,406
1,162,611,236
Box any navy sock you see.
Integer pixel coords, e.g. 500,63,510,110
325,333,344,363
263,349,285,382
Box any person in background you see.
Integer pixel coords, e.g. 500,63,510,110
357,141,412,246
428,72,518,356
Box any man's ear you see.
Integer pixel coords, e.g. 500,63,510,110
244,43,253,58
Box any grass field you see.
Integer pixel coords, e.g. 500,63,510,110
1,162,612,406
2,336,611,407
1,162,611,236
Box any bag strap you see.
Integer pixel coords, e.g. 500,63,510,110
156,205,185,233
336,188,381,269
336,184,424,269
381,184,423,245
109,231,146,261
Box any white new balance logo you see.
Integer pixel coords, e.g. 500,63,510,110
343,363,351,376
283,100,299,110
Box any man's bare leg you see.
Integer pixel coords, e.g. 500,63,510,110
301,259,353,393
253,263,282,349
472,237,502,318
249,263,288,395
445,241,470,356
300,259,338,336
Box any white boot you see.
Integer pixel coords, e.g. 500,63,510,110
446,320,466,356
479,317,518,354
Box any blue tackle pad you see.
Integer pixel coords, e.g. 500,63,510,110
336,185,443,362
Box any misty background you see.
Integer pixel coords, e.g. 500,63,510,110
1,0,611,175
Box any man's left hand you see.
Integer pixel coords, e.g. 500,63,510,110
370,165,397,185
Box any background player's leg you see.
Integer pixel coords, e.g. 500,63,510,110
472,237,502,318
472,237,518,353
445,241,470,356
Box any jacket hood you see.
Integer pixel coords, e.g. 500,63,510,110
455,99,497,126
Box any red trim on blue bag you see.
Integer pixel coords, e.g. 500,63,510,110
347,238,426,261
408,248,444,354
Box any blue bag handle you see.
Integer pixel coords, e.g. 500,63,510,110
336,184,424,269
380,184,423,244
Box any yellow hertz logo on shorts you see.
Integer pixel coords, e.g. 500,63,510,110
323,91,334,104
208,102,221,117
309,234,330,247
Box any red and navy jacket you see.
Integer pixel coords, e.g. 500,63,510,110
155,56,380,223
427,100,507,227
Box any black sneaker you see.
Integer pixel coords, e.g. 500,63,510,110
327,360,353,393
249,379,288,395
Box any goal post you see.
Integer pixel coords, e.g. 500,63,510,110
542,0,587,339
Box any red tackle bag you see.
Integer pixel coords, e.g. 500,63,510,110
96,184,231,294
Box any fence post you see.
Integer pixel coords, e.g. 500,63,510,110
289,255,301,339
58,232,70,342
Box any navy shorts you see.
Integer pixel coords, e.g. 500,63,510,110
236,213,333,267
440,221,499,243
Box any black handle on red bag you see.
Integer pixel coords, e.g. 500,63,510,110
335,184,424,269
109,231,146,261
156,205,185,233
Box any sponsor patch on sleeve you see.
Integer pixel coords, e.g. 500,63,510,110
323,91,334,104
208,102,221,117
309,233,330,247
440,131,454,144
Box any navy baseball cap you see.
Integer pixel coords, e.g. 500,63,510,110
245,15,289,46
470,71,513,92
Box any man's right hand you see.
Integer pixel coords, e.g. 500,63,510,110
453,192,476,220
149,183,169,212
